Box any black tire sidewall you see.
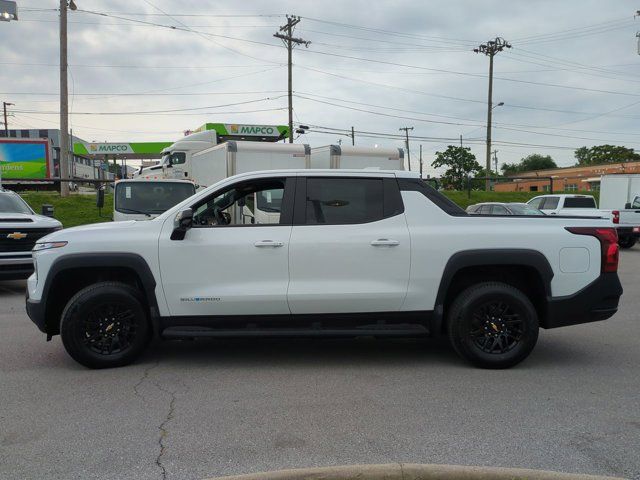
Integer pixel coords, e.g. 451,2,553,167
619,237,636,249
448,283,539,369
60,283,150,369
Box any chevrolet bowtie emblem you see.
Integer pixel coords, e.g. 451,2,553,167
7,232,27,240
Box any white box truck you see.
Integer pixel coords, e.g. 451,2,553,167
191,141,310,188
599,174,640,248
310,145,405,170
134,130,218,180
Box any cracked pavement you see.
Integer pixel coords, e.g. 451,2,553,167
1,250,640,480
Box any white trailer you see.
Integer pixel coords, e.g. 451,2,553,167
310,145,405,170
191,141,310,188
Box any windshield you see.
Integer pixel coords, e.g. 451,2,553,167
507,203,545,215
115,182,196,215
0,193,34,215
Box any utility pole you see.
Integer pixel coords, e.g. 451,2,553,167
636,10,640,54
2,102,13,135
59,0,77,197
459,134,463,148
474,37,511,191
399,126,414,171
351,126,355,146
419,144,423,178
274,15,310,143
493,149,499,175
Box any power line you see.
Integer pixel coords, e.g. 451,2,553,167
10,96,287,115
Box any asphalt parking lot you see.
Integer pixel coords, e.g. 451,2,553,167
1,251,639,480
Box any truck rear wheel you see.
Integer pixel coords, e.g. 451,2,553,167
60,282,151,369
618,236,637,249
447,282,539,369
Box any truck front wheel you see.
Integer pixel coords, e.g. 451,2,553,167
60,282,151,369
447,282,539,369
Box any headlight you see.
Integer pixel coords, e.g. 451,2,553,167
33,241,68,252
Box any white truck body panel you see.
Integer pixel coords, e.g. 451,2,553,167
599,174,640,209
310,145,405,170
191,141,309,188
27,170,609,319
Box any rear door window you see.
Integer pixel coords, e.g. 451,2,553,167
563,197,596,208
305,178,384,225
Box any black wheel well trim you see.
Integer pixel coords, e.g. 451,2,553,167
432,249,554,334
41,253,160,334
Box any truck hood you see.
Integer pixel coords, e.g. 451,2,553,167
0,213,62,228
40,219,147,243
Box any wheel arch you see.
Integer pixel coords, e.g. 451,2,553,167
433,249,554,334
41,253,160,336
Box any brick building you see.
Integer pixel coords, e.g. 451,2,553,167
494,161,640,192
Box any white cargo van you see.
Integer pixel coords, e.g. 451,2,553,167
310,145,405,170
599,174,640,248
113,179,196,221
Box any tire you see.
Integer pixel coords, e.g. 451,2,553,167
60,282,151,369
447,282,539,369
618,236,637,249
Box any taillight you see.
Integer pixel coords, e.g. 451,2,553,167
566,227,619,273
612,210,620,224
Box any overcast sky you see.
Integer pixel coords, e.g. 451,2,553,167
1,0,640,174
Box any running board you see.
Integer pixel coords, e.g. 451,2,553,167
161,325,429,339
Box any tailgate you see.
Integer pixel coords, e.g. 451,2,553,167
619,210,640,227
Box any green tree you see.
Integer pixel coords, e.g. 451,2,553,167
574,145,640,166
432,145,482,190
501,154,557,175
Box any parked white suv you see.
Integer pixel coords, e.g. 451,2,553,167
0,189,62,280
26,170,622,369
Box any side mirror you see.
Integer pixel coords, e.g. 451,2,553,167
41,204,54,217
625,202,631,210
170,208,193,241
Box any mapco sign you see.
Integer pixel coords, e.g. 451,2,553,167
193,123,289,140
88,143,133,154
73,142,171,159
225,124,280,137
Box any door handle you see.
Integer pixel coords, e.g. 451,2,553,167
370,239,400,247
254,240,284,248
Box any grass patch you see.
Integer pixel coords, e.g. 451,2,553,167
20,191,113,228
442,190,599,209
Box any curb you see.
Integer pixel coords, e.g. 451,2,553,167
203,463,625,480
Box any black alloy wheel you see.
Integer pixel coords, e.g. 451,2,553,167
60,282,151,369
447,282,539,369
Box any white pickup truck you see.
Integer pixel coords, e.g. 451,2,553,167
527,194,640,248
26,170,623,370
